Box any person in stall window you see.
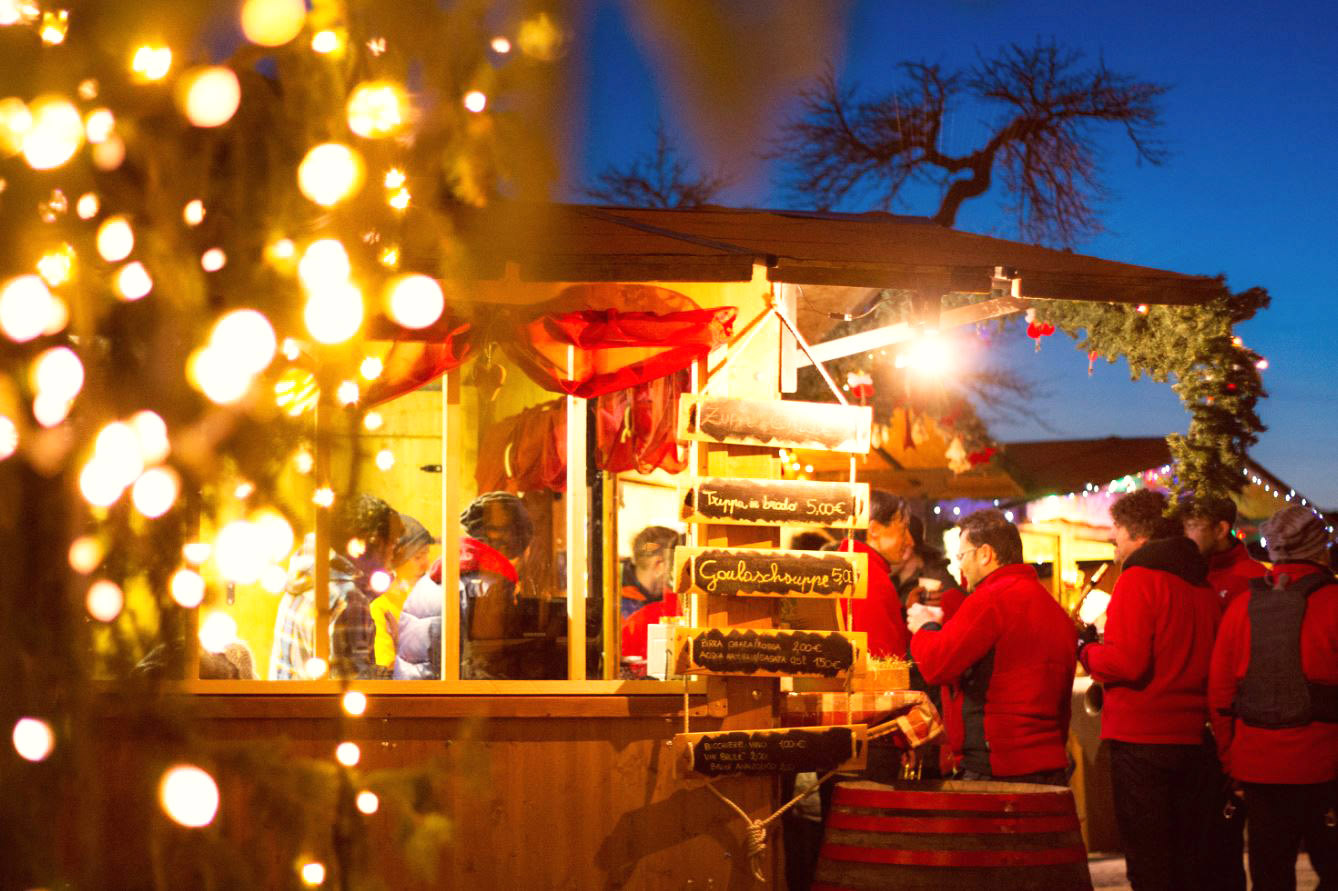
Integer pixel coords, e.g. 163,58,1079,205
619,526,684,675
371,514,437,673
395,492,533,680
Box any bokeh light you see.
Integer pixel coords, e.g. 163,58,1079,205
75,192,99,219
0,415,16,460
198,611,239,653
304,282,363,344
84,108,114,144
346,81,407,138
336,380,359,405
159,765,219,828
462,90,487,113
374,448,395,471
201,248,227,272
31,346,83,402
251,509,295,563
132,466,180,518
94,422,145,488
36,244,75,287
178,66,241,127
183,199,205,226
300,861,327,886
342,690,367,716
96,216,134,262
115,262,153,300
22,96,83,170
170,568,206,608
91,133,126,170
214,520,266,584
189,346,253,404
490,36,512,54
0,97,31,156
310,29,341,53
68,536,103,574
369,570,391,593
384,274,444,329
335,741,360,766
360,358,384,380
241,0,306,46
356,790,379,814
297,142,364,207
86,580,124,622
0,275,60,342
129,410,170,465
298,239,351,290
131,46,173,82
210,309,277,374
12,717,55,762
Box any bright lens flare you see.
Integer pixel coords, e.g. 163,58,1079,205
13,717,55,762
22,96,83,170
297,142,364,207
97,216,134,262
178,67,242,128
346,81,407,138
384,274,444,329
895,332,954,377
86,579,124,622
159,765,219,828
170,568,206,608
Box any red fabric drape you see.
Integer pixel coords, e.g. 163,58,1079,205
365,319,474,407
596,369,689,475
475,398,567,493
505,283,735,399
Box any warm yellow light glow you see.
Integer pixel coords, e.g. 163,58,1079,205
115,262,153,300
304,282,363,344
170,568,206,608
211,309,277,374
895,332,953,378
215,520,266,584
294,449,314,474
274,368,318,416
384,274,444,330
32,392,71,427
335,741,360,766
39,9,68,45
77,78,99,100
201,248,226,272
159,765,219,828
0,0,22,26
355,790,379,814
96,216,134,262
199,610,239,653
75,192,99,219
68,536,103,574
336,379,359,405
241,0,305,46
234,480,254,499
297,142,364,207
36,244,75,287
252,509,295,563
94,421,145,488
374,448,395,471
346,537,366,559
313,486,334,507
387,187,410,211
383,168,405,189
369,570,391,593
22,96,83,170
86,579,124,622
79,457,125,507
303,656,328,678
462,90,487,113
259,564,287,593
300,861,327,886
310,29,341,53
183,199,205,226
91,133,125,170
84,107,114,144
132,466,180,517
360,358,384,381
0,97,32,156
1,275,60,342
346,81,407,138
189,346,253,404
129,410,170,465
31,346,83,401
490,36,512,54
131,45,173,82
298,238,351,290
183,541,212,565
377,245,399,269
362,413,384,433
517,12,567,61
13,717,55,762
342,690,367,716
179,67,241,128
0,415,16,460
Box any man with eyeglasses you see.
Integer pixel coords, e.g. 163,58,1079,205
907,509,1077,785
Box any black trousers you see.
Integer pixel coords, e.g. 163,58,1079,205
1109,738,1221,891
1242,780,1338,891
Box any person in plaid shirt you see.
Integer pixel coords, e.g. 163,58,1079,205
269,493,403,680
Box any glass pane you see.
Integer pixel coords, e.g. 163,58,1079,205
614,472,687,679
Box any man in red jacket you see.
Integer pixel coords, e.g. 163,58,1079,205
909,509,1076,784
1079,489,1222,891
1209,506,1338,891
1180,494,1268,607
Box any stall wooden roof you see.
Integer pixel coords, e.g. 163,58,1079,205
456,204,1227,326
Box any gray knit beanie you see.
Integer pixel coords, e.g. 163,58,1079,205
1260,506,1331,564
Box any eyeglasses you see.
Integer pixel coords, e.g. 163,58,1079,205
955,545,980,563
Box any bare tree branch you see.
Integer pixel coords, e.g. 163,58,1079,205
581,122,735,208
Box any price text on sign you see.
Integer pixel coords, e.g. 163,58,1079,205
674,546,867,599
675,725,868,776
679,478,869,528
673,627,865,678
677,395,873,454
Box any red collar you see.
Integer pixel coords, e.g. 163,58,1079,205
972,562,1041,591
1207,541,1251,572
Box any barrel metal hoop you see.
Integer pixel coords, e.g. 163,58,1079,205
827,812,1081,835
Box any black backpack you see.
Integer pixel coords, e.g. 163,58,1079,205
1233,571,1338,728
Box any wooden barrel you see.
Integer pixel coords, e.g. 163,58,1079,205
812,779,1093,891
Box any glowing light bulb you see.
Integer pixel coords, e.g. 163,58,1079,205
86,579,124,622
335,741,360,766
13,718,55,762
115,262,152,300
303,657,327,678
346,81,407,138
40,9,69,45
84,108,114,144
300,861,326,886
75,192,99,219
369,570,391,593
490,36,512,54
131,45,173,82
68,536,103,573
313,487,334,507
387,187,410,211
294,450,314,474
201,248,226,272
199,610,238,653
170,568,205,608
183,199,205,226
215,520,266,584
298,239,351,290
360,358,384,380
383,168,405,189
336,380,359,405
210,309,276,374
178,67,241,128
132,466,180,517
342,691,367,716
462,90,487,113
22,96,83,170
384,274,444,329
310,29,341,53
297,142,364,207
159,765,219,828
304,282,363,344
97,216,134,262
374,449,394,471
356,790,379,814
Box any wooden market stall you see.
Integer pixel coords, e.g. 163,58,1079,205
97,204,1232,889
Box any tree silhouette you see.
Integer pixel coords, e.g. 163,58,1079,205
583,122,734,208
774,40,1168,246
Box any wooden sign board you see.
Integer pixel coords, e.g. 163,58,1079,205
674,546,867,600
673,627,865,678
678,395,873,454
675,725,868,776
679,478,869,528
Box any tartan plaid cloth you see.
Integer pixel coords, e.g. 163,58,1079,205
267,554,384,680
781,690,944,749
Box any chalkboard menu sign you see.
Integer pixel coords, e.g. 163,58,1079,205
673,627,865,678
678,395,873,454
673,546,867,600
680,478,869,528
675,725,868,776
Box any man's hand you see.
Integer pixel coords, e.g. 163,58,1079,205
1075,621,1099,660
907,603,944,634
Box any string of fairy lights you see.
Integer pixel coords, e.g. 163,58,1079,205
2,0,561,883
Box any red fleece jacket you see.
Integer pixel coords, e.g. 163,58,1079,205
839,539,910,660
910,563,1076,778
1082,537,1221,744
1208,563,1338,784
1206,541,1268,609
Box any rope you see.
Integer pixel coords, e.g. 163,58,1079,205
705,767,842,883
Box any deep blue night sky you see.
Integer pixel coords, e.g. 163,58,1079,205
560,0,1338,506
